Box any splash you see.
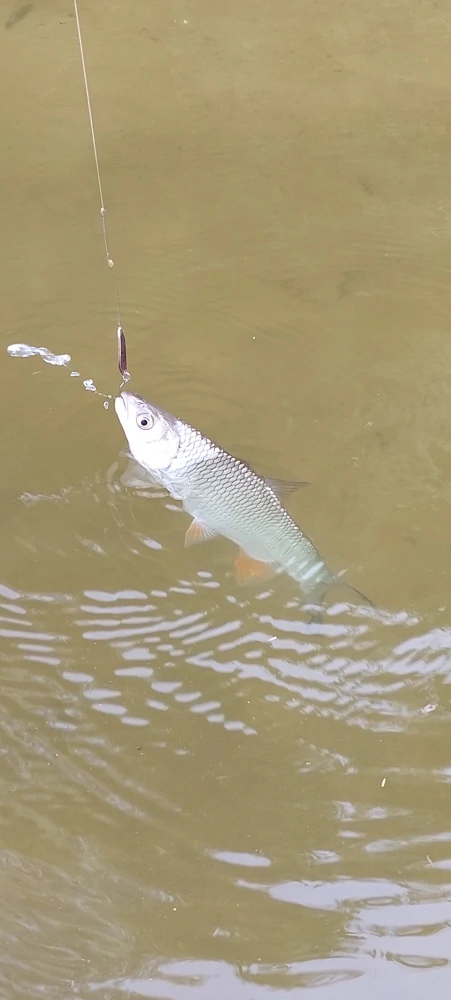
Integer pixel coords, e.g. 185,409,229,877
7,343,71,366
7,342,110,404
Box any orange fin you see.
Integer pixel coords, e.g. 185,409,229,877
234,549,276,584
185,519,218,547
264,477,309,501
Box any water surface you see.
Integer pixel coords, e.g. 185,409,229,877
2,0,451,997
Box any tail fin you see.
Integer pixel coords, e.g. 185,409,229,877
332,577,373,608
307,574,372,621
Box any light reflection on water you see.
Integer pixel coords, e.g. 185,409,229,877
3,0,451,993
1,566,451,995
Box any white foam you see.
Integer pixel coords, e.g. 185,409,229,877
7,343,71,366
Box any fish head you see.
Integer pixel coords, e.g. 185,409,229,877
114,391,180,474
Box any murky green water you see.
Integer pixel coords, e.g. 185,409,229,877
2,0,451,997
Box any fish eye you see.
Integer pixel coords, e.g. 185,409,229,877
137,411,153,429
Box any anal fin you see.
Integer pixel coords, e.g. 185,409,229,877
234,548,275,584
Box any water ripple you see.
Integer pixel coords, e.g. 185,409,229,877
1,577,451,996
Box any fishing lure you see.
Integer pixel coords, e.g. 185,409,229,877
117,325,130,382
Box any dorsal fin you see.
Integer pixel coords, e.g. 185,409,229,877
264,477,309,502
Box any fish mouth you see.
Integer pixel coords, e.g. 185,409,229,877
114,392,128,425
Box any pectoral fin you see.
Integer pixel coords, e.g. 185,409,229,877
264,477,309,501
185,519,219,547
234,549,276,584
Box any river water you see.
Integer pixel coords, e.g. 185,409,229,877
2,0,451,997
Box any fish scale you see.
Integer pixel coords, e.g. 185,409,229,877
115,391,335,599
175,434,328,586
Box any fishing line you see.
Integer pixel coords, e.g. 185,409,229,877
72,0,130,382
7,7,130,391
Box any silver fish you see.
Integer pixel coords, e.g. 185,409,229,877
114,390,367,604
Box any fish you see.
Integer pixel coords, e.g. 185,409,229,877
114,390,370,606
